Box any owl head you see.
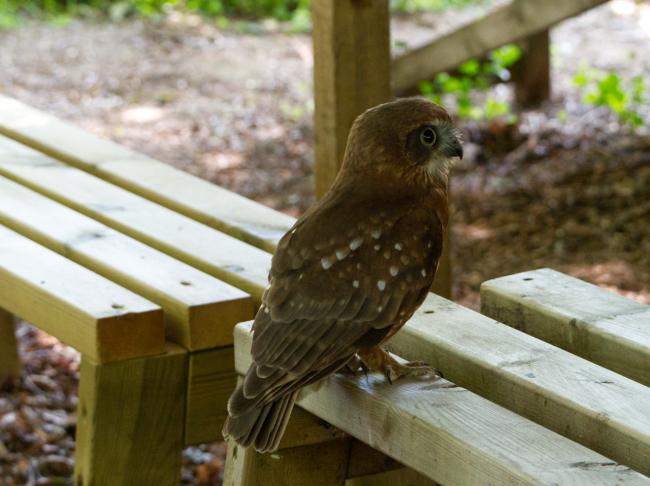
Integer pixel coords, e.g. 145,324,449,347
342,97,463,186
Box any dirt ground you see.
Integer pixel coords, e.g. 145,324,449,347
0,1,649,484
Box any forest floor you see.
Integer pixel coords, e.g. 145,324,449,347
1,1,649,484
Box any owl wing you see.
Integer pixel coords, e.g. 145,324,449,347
250,191,444,377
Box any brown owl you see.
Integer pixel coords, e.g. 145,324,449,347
223,97,463,452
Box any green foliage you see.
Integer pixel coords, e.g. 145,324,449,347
390,0,483,13
573,67,646,127
419,44,522,123
0,0,310,24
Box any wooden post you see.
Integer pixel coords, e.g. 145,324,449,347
513,29,551,107
74,344,187,486
312,0,391,198
0,309,20,385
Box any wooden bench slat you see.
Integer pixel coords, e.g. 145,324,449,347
0,95,294,253
233,322,649,486
0,175,253,350
0,136,272,303
385,293,650,476
0,225,164,362
480,268,650,387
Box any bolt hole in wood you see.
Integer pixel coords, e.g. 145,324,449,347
523,278,534,281
111,303,124,310
180,280,192,286
424,310,435,314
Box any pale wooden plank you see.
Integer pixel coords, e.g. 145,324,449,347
385,293,650,476
0,175,253,351
0,309,20,383
75,343,187,486
311,0,391,197
0,95,294,253
391,0,607,94
480,268,650,387
234,323,649,486
0,136,272,303
0,225,163,363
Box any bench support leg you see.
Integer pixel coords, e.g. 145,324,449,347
0,309,20,385
224,437,349,486
513,29,551,107
74,344,187,486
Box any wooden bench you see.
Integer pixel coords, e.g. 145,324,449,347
1,96,649,485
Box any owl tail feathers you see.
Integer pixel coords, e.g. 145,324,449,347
222,391,298,453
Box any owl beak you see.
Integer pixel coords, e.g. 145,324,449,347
445,139,463,160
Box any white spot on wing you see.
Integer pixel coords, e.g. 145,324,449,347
371,228,382,239
374,244,380,251
383,251,390,260
421,269,427,277
353,280,360,288
336,247,350,260
377,280,386,291
349,237,363,250
321,257,333,270
394,243,403,251
390,266,399,277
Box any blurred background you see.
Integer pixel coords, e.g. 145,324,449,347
0,0,649,484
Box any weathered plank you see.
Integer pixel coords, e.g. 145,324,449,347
0,175,253,351
234,322,648,486
391,0,607,94
0,136,272,303
0,309,20,384
75,343,187,486
480,268,650,387
385,293,650,476
0,225,163,363
311,0,391,198
0,95,294,253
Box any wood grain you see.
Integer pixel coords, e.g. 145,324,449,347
0,175,253,350
234,322,649,486
311,0,391,198
0,95,294,253
74,343,187,486
480,268,650,387
0,136,272,304
0,225,163,363
386,293,650,476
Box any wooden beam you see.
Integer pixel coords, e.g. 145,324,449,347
513,29,551,106
75,343,187,486
391,0,607,95
385,293,650,476
0,225,163,363
0,309,20,385
481,268,650,387
312,0,391,198
0,95,294,254
233,323,648,486
0,137,272,304
0,176,253,351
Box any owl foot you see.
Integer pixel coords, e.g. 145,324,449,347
340,355,369,377
357,346,442,384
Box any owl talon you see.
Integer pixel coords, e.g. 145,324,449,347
341,355,369,377
357,346,442,384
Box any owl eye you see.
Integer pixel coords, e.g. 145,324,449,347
419,127,437,147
